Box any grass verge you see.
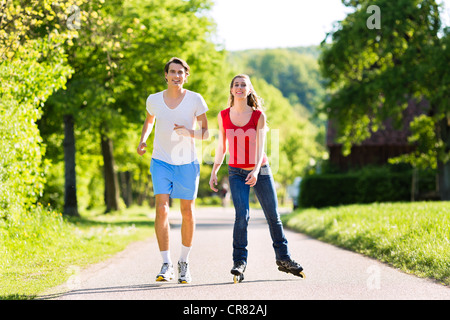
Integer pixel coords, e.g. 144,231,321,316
0,205,154,300
282,201,450,286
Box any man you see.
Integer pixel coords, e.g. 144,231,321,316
137,57,209,283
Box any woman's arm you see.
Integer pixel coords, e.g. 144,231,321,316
245,112,267,187
209,113,227,192
254,112,267,172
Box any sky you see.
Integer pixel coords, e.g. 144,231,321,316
210,0,450,51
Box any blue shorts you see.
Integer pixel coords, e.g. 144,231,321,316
150,158,200,200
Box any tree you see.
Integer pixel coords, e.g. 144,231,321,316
250,78,325,202
319,0,450,200
0,0,84,219
42,0,226,213
230,48,326,116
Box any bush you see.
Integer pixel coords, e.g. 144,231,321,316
0,39,72,222
299,174,359,208
197,196,222,206
0,2,75,222
299,166,435,208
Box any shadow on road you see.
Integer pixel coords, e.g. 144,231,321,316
37,278,298,300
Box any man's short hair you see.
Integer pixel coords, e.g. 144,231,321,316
164,57,190,75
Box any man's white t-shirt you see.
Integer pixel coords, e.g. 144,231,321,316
146,90,208,165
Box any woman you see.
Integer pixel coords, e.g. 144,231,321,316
209,74,305,281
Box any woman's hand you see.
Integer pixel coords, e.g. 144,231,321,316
209,172,219,192
245,169,258,187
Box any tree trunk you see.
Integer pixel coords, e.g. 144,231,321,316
437,117,450,200
101,134,120,213
63,114,80,217
119,171,132,207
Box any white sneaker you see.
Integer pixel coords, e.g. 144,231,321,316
156,263,174,282
178,261,192,284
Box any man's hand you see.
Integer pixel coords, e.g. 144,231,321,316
137,142,147,156
174,124,192,137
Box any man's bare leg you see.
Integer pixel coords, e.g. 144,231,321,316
177,199,195,283
154,194,175,281
155,194,171,252
179,199,195,248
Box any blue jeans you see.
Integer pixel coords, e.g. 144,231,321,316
228,165,290,263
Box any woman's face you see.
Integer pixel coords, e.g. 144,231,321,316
230,77,252,99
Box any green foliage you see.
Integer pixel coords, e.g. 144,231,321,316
0,0,80,60
249,78,325,186
200,71,326,193
39,0,228,211
0,0,83,222
300,173,359,208
283,202,450,285
223,47,329,192
299,166,435,208
320,0,449,160
230,48,326,115
389,114,443,169
0,205,154,299
0,0,329,296
196,196,222,206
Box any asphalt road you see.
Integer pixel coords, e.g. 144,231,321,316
40,206,450,300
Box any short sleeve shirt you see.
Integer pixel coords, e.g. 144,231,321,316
146,90,208,165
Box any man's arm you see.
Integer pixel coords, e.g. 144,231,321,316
173,112,209,140
137,111,155,156
195,113,209,140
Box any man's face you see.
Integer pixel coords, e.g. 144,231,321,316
165,63,188,86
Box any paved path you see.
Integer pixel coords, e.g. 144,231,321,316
40,207,449,300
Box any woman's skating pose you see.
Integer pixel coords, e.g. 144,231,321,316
209,74,304,282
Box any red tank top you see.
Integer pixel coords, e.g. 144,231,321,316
220,107,268,168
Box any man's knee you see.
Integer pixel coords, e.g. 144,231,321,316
155,197,170,219
180,201,195,222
